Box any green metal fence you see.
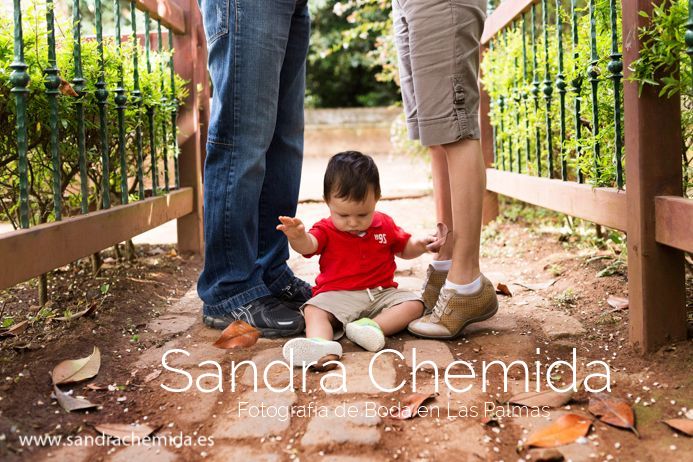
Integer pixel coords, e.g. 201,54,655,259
1,0,208,292
6,0,181,229
483,0,631,188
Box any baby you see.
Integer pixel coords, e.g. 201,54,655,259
277,151,436,366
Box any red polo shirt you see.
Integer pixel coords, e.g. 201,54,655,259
304,212,411,296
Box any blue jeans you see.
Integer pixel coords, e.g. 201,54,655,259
197,0,310,314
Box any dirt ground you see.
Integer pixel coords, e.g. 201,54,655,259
0,197,691,461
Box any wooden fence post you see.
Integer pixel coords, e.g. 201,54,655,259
622,0,686,352
479,45,499,225
173,0,209,254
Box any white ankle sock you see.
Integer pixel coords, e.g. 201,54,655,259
444,276,482,295
431,260,452,271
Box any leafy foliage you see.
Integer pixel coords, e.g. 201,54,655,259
0,1,188,227
307,0,399,107
629,0,692,195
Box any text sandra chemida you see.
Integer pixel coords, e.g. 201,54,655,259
160,347,611,394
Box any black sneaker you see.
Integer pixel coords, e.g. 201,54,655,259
276,277,313,305
202,295,305,337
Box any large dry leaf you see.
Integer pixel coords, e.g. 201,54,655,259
212,320,261,349
606,295,629,311
52,346,101,385
389,393,437,420
527,413,592,448
59,78,79,97
496,283,513,296
53,385,97,412
588,393,639,437
508,389,574,408
0,320,29,338
311,354,341,372
95,423,159,442
425,223,450,252
55,302,98,321
663,419,693,436
515,279,557,291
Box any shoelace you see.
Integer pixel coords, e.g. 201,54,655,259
431,288,453,322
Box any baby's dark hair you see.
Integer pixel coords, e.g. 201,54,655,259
323,151,381,202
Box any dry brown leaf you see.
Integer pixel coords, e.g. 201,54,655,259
94,423,159,442
389,393,437,420
59,78,79,97
588,393,639,437
144,369,162,383
606,295,628,311
85,384,107,391
53,385,98,412
0,320,29,338
515,279,557,291
425,223,450,252
311,354,341,372
662,419,693,436
496,283,513,296
527,413,592,448
212,320,261,349
55,302,98,321
52,346,101,385
508,388,574,408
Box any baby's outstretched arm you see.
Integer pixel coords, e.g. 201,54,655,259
397,235,435,259
277,216,319,255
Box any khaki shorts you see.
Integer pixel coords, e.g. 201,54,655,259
302,287,423,340
393,0,486,146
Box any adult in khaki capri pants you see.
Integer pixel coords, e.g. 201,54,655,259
393,0,499,339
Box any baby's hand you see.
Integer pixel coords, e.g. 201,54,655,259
277,216,306,240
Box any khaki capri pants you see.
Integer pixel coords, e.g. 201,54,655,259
393,0,486,146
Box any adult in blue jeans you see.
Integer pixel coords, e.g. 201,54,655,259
197,0,311,336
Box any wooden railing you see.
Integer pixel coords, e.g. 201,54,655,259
0,0,209,289
479,0,691,352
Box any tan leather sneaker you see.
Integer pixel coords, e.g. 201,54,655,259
421,264,448,313
408,274,498,339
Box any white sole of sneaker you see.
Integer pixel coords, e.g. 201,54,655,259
345,323,385,352
282,338,342,367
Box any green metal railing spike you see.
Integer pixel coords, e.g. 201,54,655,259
542,0,554,178
158,20,170,193
503,27,514,172
145,11,159,196
115,0,129,205
608,0,623,189
45,0,61,220
522,13,531,172
512,22,521,173
73,0,88,214
687,0,693,81
571,0,584,183
95,0,110,209
531,3,542,177
169,27,180,189
10,0,30,229
499,94,506,171
588,0,601,184
131,1,145,200
556,0,568,181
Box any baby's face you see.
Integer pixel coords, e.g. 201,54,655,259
327,190,377,235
